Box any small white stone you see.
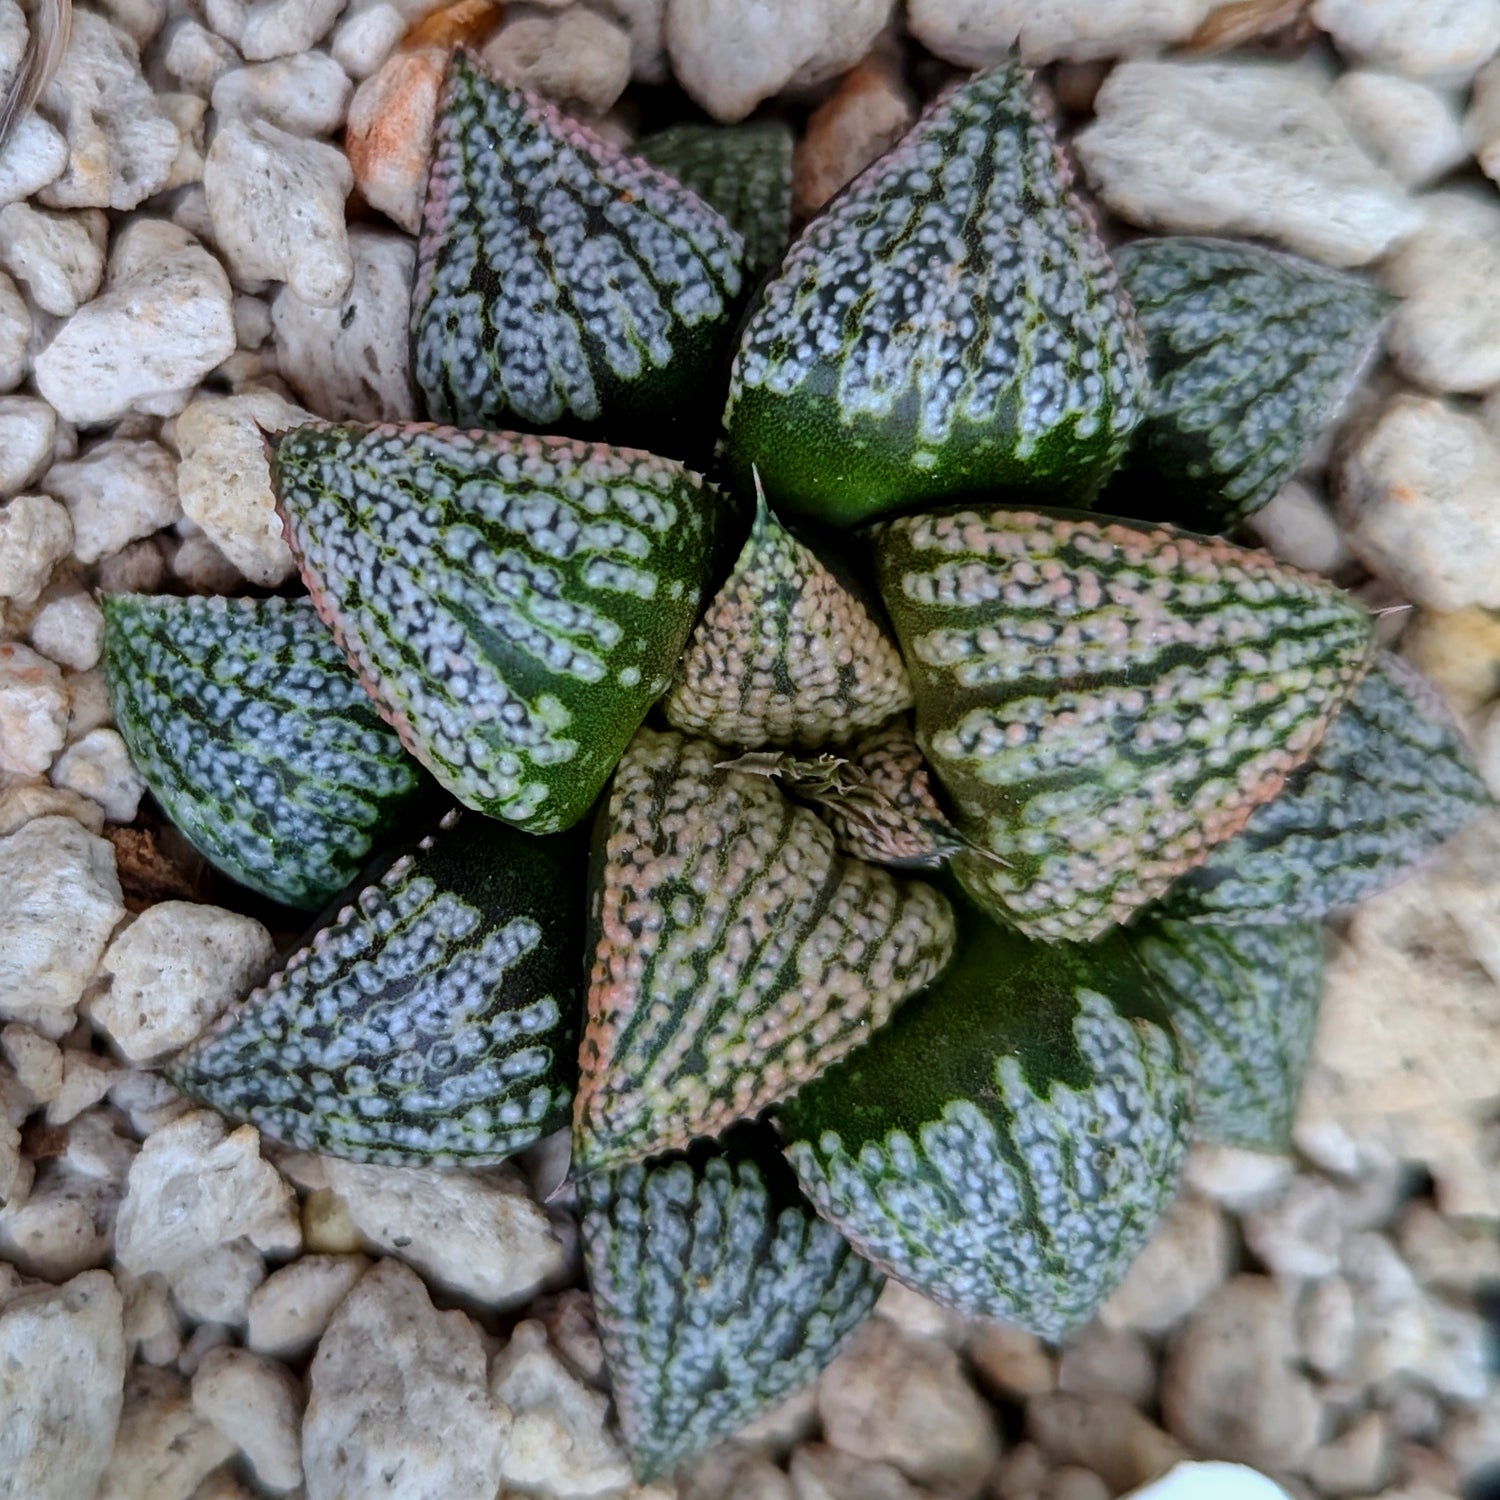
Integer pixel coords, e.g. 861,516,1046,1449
1161,1276,1324,1472
114,1111,301,1278
204,117,354,307
96,0,167,47
665,0,896,122
1057,1324,1157,1409
42,436,180,566
0,1269,126,1500
173,389,310,585
167,1239,266,1327
61,1111,138,1186
1075,58,1422,268
483,7,633,115
94,902,273,1064
1396,1200,1500,1291
30,589,106,672
191,1346,303,1493
817,1318,1000,1498
907,0,1217,66
1118,1463,1296,1500
63,669,112,743
246,1253,370,1362
271,226,415,422
1099,1191,1234,1337
121,1274,182,1367
162,17,240,92
491,1320,633,1496
0,204,107,318
210,51,354,136
1312,0,1500,85
0,399,58,500
968,1320,1057,1402
1027,1393,1189,1495
37,9,182,211
1338,395,1500,610
1384,192,1500,394
44,1050,117,1126
1296,1274,1358,1378
95,539,168,598
0,813,119,1037
317,1156,567,1308
50,725,143,827
169,531,244,594
108,1068,192,1139
331,1,406,78
0,1115,28,1210
872,1279,968,1346
344,47,443,234
681,1445,793,1500
0,1158,122,1280
303,1258,509,1500
0,778,103,837
1246,479,1352,577
1242,1175,1346,1280
1,1022,63,1102
0,643,69,778
0,271,30,391
787,1442,928,1500
0,113,70,210
239,0,347,59
34,221,236,426
604,0,668,83
1307,1410,1395,1496
0,494,70,605
1329,70,1469,188
96,1364,235,1500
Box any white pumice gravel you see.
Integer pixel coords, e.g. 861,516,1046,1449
0,7,1496,1500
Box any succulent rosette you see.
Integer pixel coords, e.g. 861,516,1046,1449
100,46,1489,1482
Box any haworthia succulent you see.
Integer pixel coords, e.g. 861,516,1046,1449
271,421,733,836
663,492,913,749
873,508,1373,942
412,49,746,452
171,810,583,1165
637,120,794,280
720,58,1148,528
1131,917,1324,1153
102,593,422,910
778,907,1188,1339
1165,653,1491,923
807,718,965,870
1111,236,1393,531
580,1125,882,1480
573,728,956,1174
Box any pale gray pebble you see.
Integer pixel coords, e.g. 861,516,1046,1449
1329,69,1469,188
0,1270,126,1500
190,1346,304,1494
0,203,108,318
160,17,241,93
271,226,416,422
1312,0,1500,86
246,1253,371,1362
207,0,349,62
38,9,181,212
0,814,123,1038
0,398,57,501
303,1259,509,1500
0,1156,124,1281
666,0,895,122
0,492,70,608
331,1,407,79
42,436,179,567
33,221,235,425
30,588,106,673
96,1364,234,1500
481,7,633,116
1075,58,1422,268
210,52,353,136
203,117,354,306
0,270,31,390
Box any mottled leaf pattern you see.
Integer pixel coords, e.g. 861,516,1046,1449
580,1126,881,1480
874,508,1373,941
722,58,1147,526
102,593,421,910
637,120,794,280
1132,917,1324,1152
664,493,913,748
1166,653,1491,922
413,49,745,448
1113,236,1393,529
272,421,731,835
779,911,1187,1339
574,728,956,1173
171,811,583,1165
